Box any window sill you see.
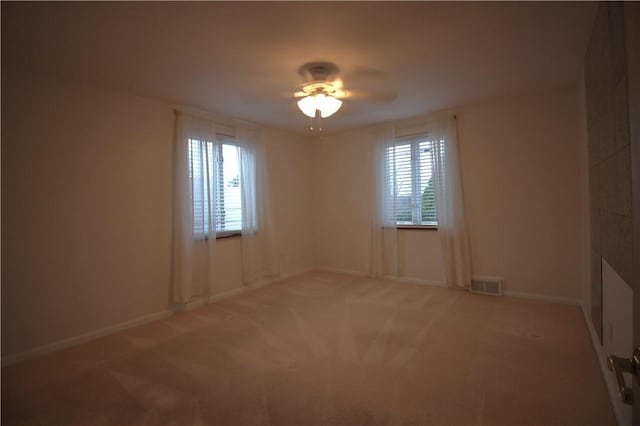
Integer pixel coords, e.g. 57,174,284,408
194,231,242,242
216,231,241,239
397,225,438,231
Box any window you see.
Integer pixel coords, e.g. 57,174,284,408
384,137,444,226
188,139,242,237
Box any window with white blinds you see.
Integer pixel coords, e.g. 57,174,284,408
188,139,242,237
217,143,242,233
384,137,444,226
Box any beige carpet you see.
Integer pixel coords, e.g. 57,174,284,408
2,272,616,425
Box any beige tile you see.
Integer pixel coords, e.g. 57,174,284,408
608,2,627,85
612,145,632,216
591,208,601,252
600,147,631,216
590,250,602,342
601,210,633,285
613,76,630,149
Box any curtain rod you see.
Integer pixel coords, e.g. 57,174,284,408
173,104,260,130
393,111,457,129
395,114,457,138
396,131,429,139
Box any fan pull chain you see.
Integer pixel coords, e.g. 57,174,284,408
309,113,324,132
309,116,323,132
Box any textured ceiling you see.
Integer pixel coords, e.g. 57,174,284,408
2,2,596,134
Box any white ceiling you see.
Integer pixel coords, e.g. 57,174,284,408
2,2,596,134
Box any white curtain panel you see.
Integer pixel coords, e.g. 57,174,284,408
237,127,278,284
172,112,219,304
431,117,472,289
369,126,398,279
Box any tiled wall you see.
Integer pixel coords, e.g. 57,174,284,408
585,2,632,342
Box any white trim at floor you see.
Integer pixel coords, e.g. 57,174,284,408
315,267,367,277
0,268,584,367
317,267,585,303
392,276,447,288
1,309,174,367
581,305,626,426
502,290,581,306
316,267,447,288
1,268,313,367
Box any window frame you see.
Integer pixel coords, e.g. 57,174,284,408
215,140,242,236
385,135,440,229
397,224,438,231
188,136,243,240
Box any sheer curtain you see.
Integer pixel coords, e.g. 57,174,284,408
369,126,398,279
237,127,278,284
431,117,472,289
172,112,219,304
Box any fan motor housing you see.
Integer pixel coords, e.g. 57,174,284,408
298,61,339,83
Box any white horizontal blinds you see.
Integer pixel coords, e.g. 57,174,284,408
419,140,437,225
189,140,243,236
387,143,412,224
216,143,242,232
382,144,398,225
188,138,214,237
384,136,442,225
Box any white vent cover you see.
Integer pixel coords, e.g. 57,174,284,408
470,276,504,296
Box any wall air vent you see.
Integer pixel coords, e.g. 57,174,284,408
470,276,504,296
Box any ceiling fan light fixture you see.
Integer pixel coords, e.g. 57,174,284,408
297,91,343,119
297,95,319,118
318,94,342,118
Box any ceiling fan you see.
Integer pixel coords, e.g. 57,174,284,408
293,61,397,130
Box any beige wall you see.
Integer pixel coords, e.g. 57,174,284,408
314,88,585,301
1,67,586,359
312,128,375,275
1,69,314,357
263,127,316,276
459,89,585,301
2,69,174,356
398,230,446,284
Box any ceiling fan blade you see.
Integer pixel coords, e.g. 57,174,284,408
344,65,391,82
240,88,299,104
342,65,398,103
344,88,398,103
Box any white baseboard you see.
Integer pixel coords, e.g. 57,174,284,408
1,267,584,367
1,268,312,367
158,269,317,312
503,290,581,306
279,267,315,280
318,268,586,303
207,286,250,303
175,286,251,313
316,266,368,277
1,309,173,367
391,276,446,288
581,305,626,426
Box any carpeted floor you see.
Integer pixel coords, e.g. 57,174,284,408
2,272,616,425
